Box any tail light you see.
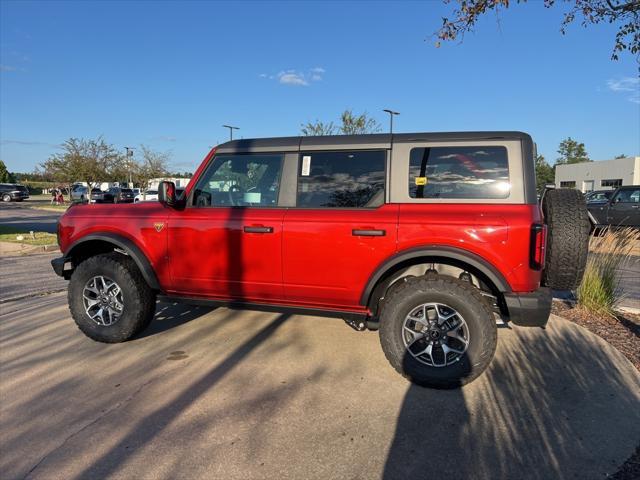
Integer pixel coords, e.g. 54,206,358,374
530,224,547,270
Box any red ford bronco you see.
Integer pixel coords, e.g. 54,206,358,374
52,132,590,388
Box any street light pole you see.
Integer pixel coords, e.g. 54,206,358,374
222,125,239,141
124,147,134,187
383,109,400,134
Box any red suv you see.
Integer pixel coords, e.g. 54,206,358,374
52,132,589,388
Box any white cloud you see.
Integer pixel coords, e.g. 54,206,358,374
260,67,325,87
278,71,308,86
0,64,17,72
607,76,640,104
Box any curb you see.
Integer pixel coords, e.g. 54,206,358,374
0,241,59,257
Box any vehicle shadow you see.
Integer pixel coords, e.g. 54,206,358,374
135,300,216,339
382,321,640,479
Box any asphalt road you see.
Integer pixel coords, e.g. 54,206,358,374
0,252,67,303
0,203,62,233
1,290,639,480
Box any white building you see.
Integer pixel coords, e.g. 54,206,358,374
147,177,191,190
555,157,640,193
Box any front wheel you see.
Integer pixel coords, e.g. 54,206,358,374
68,252,156,343
379,275,497,389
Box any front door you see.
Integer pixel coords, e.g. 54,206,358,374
282,149,398,309
608,187,640,227
167,152,286,302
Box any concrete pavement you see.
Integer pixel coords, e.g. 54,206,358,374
0,253,67,303
1,292,639,480
0,203,62,233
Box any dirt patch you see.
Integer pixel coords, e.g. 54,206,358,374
552,301,639,371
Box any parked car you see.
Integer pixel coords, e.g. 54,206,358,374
585,190,614,204
71,185,89,203
90,188,110,203
0,183,29,202
90,187,135,204
52,131,590,389
134,189,159,203
587,185,640,229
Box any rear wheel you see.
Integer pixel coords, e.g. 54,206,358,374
542,188,590,290
379,275,497,389
68,252,156,343
2,194,11,202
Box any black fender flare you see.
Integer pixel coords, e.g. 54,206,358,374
64,233,161,291
359,246,512,307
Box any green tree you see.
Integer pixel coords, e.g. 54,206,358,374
0,160,15,183
301,110,381,136
338,109,382,135
614,153,627,159
435,0,639,62
535,154,555,190
301,120,336,136
40,137,122,189
556,137,590,164
134,146,170,189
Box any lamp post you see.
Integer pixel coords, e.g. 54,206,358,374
222,125,239,141
124,147,134,187
383,109,400,134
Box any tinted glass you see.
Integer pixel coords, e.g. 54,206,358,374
409,146,509,199
614,188,640,203
192,154,283,207
296,150,385,208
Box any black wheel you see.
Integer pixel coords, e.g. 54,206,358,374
542,188,590,290
68,252,156,343
379,275,497,389
2,194,11,202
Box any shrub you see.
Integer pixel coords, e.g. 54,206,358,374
577,227,637,316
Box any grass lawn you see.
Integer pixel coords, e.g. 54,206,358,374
0,225,57,246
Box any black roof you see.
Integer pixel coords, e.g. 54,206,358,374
215,131,531,152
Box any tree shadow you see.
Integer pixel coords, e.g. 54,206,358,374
383,321,640,479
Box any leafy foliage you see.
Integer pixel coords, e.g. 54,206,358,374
435,0,640,63
535,154,555,189
556,137,591,164
301,109,381,136
0,160,16,183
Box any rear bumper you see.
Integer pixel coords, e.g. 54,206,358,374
503,287,552,327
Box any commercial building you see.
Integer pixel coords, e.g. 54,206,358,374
555,157,640,193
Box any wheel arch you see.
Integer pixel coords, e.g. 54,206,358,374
360,246,512,315
64,233,161,291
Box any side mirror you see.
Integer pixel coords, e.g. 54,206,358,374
158,181,176,208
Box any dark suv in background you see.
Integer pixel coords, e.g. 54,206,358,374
588,185,640,229
90,187,135,204
0,183,30,202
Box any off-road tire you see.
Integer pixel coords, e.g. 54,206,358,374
68,252,156,343
542,188,590,290
379,275,497,389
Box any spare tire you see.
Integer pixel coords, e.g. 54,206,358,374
541,188,590,290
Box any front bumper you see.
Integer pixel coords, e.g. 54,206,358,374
51,257,69,278
503,287,552,327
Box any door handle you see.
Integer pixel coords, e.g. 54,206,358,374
243,226,274,234
352,229,386,237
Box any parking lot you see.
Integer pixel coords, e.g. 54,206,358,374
0,203,638,479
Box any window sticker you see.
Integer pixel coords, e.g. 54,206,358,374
301,156,311,176
415,177,427,186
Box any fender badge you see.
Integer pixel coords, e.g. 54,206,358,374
154,222,165,233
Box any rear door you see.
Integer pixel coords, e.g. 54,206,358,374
282,148,398,309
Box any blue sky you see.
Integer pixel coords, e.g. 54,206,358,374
1,0,639,173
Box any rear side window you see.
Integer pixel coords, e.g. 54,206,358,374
297,150,386,208
408,146,510,199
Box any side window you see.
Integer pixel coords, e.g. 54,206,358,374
408,146,510,199
191,153,283,207
613,188,640,203
296,150,386,208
